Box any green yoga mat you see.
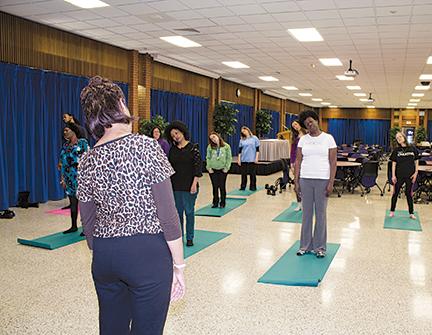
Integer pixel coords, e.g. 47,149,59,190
195,197,246,217
384,210,422,232
272,202,302,223
184,230,230,258
17,227,85,250
227,186,264,196
258,240,340,287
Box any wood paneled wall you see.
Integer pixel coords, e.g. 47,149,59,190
261,94,281,112
320,107,392,120
0,11,129,83
220,79,255,106
152,61,211,97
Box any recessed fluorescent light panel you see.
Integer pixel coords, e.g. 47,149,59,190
288,28,323,42
415,85,430,90
299,93,312,96
319,58,342,66
419,74,432,80
222,61,249,69
282,86,298,90
321,102,331,105
312,98,323,101
367,106,375,108
359,98,368,102
406,106,415,109
354,93,366,97
259,76,279,82
64,0,109,8
427,56,432,64
408,103,417,106
412,93,424,97
346,86,361,90
336,75,354,81
410,99,420,102
329,105,338,108
160,36,201,48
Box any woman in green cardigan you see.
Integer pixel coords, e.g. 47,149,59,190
206,132,232,208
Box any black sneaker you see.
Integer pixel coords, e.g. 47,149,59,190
316,251,326,258
80,232,85,237
220,203,226,208
211,204,218,208
239,188,245,191
63,227,78,234
250,188,257,191
186,240,194,247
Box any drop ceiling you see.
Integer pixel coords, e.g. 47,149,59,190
2,0,432,108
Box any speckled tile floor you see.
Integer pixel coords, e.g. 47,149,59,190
1,169,431,335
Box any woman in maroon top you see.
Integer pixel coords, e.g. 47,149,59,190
290,119,307,211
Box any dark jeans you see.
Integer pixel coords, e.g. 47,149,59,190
391,175,414,214
240,162,257,190
92,233,172,335
209,169,228,206
69,195,78,229
173,190,198,241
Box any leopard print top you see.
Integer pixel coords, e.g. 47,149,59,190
76,134,174,238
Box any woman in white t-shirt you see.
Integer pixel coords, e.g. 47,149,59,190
294,110,337,258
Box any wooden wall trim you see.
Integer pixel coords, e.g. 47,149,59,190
0,11,129,83
321,108,391,120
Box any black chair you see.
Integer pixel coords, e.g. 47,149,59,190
358,161,384,196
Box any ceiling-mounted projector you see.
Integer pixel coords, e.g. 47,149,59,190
344,59,359,77
367,93,375,102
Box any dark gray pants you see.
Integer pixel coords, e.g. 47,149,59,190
299,178,329,252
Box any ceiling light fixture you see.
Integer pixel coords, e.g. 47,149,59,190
367,106,375,109
64,0,109,8
321,102,331,105
427,56,432,64
346,86,361,90
419,74,432,80
259,76,279,82
409,99,420,102
415,85,430,90
319,58,342,66
406,106,415,109
312,98,323,101
336,75,354,81
329,105,338,108
222,61,249,69
408,103,417,106
287,28,323,42
160,36,201,48
354,93,366,97
359,98,368,102
282,86,298,90
412,93,424,97
299,93,312,96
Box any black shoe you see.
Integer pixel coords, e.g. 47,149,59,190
61,205,71,210
239,188,245,191
250,187,257,191
220,203,226,208
186,240,194,247
80,232,85,237
211,204,218,208
63,227,78,234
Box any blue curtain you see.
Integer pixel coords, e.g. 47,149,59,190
223,103,253,155
151,89,208,157
327,119,391,148
267,110,280,139
0,62,128,210
428,120,432,141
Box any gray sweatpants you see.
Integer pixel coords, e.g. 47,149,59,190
299,178,329,252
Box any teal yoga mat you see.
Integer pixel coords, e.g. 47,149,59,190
272,202,302,223
184,230,230,258
384,210,422,232
227,186,264,197
258,240,340,287
195,197,246,217
17,227,85,250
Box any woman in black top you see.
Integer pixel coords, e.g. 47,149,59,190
390,132,419,219
165,121,202,247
